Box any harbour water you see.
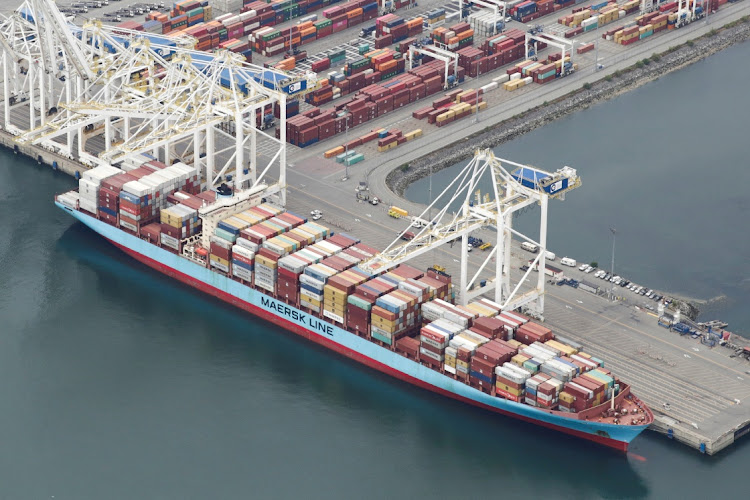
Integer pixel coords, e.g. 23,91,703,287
407,40,750,335
1,42,749,500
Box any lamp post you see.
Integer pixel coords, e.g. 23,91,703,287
338,110,350,180
609,227,616,301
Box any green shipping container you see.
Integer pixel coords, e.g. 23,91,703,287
345,153,364,166
315,19,333,29
352,58,369,69
328,48,346,62
540,70,556,79
262,30,281,42
347,294,373,310
336,150,357,163
371,331,393,345
358,43,370,55
187,7,203,16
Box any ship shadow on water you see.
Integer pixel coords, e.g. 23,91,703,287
57,222,649,498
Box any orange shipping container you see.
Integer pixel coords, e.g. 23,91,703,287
347,7,363,18
457,30,474,41
298,21,314,30
301,27,316,37
377,60,397,72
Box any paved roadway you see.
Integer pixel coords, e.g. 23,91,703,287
283,2,750,214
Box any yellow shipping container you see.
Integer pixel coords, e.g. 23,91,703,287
495,382,523,396
324,306,347,317
254,255,277,268
234,212,258,225
512,354,530,367
546,340,578,356
560,391,575,404
301,296,321,307
210,255,229,266
445,355,456,368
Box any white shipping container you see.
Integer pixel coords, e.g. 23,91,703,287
510,72,521,81
522,76,533,84
161,233,179,250
233,265,253,282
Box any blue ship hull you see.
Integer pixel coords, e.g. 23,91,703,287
57,202,651,451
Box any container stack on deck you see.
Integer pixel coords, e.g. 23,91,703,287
65,152,639,418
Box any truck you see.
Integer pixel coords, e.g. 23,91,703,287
521,242,538,253
389,206,408,218
560,257,576,267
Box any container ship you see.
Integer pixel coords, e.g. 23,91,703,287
56,160,653,451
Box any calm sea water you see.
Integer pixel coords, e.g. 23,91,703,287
407,40,750,335
1,43,749,500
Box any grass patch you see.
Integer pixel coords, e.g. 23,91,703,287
642,58,651,66
635,60,644,68
583,82,592,90
399,163,410,172
651,53,661,62
686,39,694,47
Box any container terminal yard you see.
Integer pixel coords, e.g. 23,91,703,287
1,0,750,454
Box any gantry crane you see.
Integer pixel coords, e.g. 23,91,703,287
458,0,508,36
0,0,321,214
358,149,580,319
407,44,459,88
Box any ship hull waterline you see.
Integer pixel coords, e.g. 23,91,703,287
59,202,649,452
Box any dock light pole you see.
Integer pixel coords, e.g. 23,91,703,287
338,110,350,180
609,227,616,301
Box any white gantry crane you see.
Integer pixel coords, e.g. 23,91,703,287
0,0,318,213
359,149,580,319
407,44,459,88
458,0,508,36
524,32,576,73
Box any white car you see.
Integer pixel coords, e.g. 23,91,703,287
310,209,322,216
584,266,594,273
371,197,379,206
579,264,588,271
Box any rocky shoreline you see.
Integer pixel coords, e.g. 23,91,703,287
386,16,750,197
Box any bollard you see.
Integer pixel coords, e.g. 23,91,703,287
52,161,58,171
37,155,43,165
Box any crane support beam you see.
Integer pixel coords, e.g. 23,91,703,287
359,149,580,315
